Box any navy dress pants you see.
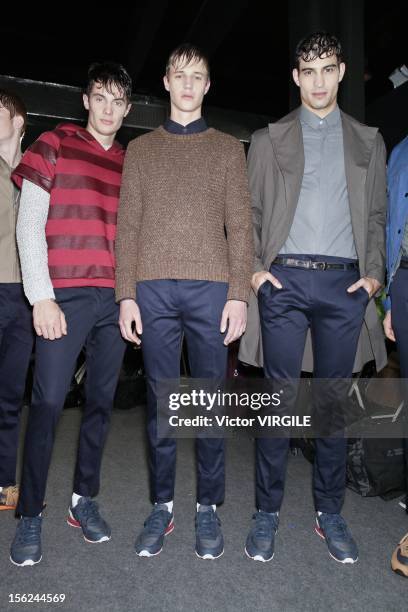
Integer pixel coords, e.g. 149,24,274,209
137,280,228,506
17,288,126,517
0,284,33,487
257,256,369,513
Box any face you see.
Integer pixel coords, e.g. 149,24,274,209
0,103,23,143
292,53,345,116
163,57,210,117
83,82,131,142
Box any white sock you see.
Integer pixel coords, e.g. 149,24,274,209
0,487,3,493
156,500,173,513
197,503,216,512
259,509,279,516
71,493,82,508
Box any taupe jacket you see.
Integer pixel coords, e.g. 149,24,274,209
0,155,21,283
239,107,388,372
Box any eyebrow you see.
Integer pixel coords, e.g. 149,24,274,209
173,69,206,76
91,92,126,101
300,63,338,72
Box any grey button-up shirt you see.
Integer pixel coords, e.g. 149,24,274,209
281,105,357,258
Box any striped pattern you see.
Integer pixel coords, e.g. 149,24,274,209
13,123,124,289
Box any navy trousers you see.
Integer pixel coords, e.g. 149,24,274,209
17,287,126,517
137,280,228,506
0,284,33,487
257,256,369,513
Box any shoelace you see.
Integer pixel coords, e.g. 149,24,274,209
253,513,277,538
320,514,348,538
196,510,219,538
17,517,41,544
144,509,171,535
76,499,101,523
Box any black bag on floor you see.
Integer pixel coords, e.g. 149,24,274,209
346,437,406,499
300,436,406,500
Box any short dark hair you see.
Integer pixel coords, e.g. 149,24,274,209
166,43,210,79
0,88,27,135
294,32,344,69
85,61,132,102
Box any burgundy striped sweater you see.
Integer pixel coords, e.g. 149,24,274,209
13,123,124,289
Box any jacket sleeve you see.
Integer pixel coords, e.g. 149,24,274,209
115,142,143,302
365,132,387,285
247,135,266,273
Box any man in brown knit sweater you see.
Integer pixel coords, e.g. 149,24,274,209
115,43,253,559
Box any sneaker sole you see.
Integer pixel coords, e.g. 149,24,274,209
195,548,224,560
244,547,274,562
136,520,175,557
66,515,111,543
314,525,358,564
10,555,42,567
0,505,17,511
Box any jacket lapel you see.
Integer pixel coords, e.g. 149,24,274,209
268,111,304,222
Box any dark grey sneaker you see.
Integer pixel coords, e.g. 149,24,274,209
135,504,174,557
67,497,111,543
10,516,42,566
195,505,224,560
315,512,358,564
245,511,279,562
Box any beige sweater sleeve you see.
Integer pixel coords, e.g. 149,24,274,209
115,142,144,302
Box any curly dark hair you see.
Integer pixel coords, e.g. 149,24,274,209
85,61,132,102
294,32,344,69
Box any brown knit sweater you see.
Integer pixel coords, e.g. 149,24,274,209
115,126,253,303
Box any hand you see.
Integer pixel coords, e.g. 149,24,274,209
33,299,67,340
251,271,282,295
220,300,247,345
347,276,381,299
383,310,395,342
119,299,143,345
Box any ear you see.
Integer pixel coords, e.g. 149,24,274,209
83,93,90,110
204,78,211,95
12,114,24,134
338,62,346,83
163,75,170,92
292,68,300,87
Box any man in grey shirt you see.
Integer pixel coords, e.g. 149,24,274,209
243,32,387,565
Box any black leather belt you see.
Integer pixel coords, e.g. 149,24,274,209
272,257,359,271
399,259,408,269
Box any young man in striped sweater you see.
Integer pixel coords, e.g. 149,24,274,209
9,62,132,566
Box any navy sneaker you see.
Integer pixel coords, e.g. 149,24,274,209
315,512,358,564
245,510,279,562
195,505,224,560
67,497,111,543
10,516,42,566
135,504,174,557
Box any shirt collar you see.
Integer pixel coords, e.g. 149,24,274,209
163,117,208,135
77,127,123,154
300,105,341,130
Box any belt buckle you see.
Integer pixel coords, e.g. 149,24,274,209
314,261,327,271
